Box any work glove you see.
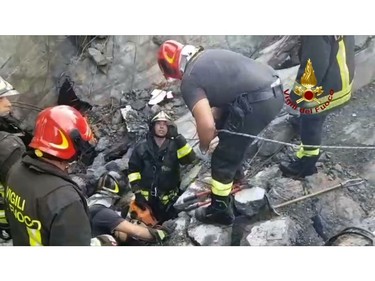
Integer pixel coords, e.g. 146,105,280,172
134,191,149,211
166,123,178,139
90,234,118,246
148,220,177,244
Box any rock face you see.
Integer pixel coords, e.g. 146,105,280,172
2,35,375,132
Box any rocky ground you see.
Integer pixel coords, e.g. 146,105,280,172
2,80,375,246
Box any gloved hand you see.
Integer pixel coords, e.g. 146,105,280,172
90,234,118,246
134,191,148,211
148,220,177,244
166,123,178,139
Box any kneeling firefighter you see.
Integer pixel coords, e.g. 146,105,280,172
127,110,196,223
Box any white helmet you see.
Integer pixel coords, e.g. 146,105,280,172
0,76,19,97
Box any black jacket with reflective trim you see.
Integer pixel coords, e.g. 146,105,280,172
4,154,91,246
290,36,355,113
128,133,195,195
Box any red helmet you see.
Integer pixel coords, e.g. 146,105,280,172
29,105,94,161
157,40,185,80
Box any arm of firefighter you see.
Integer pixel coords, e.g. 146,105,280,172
192,98,216,153
50,200,92,246
114,220,154,241
296,36,331,86
175,134,196,165
127,147,143,192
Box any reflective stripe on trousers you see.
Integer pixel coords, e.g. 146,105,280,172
211,179,232,197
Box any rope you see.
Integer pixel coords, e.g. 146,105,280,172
217,129,375,150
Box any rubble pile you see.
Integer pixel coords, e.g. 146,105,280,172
68,86,191,196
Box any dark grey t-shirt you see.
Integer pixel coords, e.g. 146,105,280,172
90,205,124,237
181,49,278,110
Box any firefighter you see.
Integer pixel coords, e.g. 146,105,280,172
0,77,26,241
89,170,175,245
127,110,195,223
279,36,355,178
0,76,33,147
157,40,284,225
4,105,97,246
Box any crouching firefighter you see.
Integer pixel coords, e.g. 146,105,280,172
128,110,196,223
88,171,175,245
4,105,97,246
157,40,284,225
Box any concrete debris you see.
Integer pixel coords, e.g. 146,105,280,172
234,187,266,217
187,217,232,246
241,217,298,246
88,47,108,66
148,89,174,105
163,212,194,246
95,136,111,152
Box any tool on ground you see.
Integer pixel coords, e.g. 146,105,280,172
129,201,158,227
265,178,365,217
176,184,244,212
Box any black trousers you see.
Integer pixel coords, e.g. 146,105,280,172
212,88,284,185
299,113,328,151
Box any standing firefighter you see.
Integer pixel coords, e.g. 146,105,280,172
127,110,195,223
157,40,284,225
5,105,96,246
280,36,355,177
0,77,26,241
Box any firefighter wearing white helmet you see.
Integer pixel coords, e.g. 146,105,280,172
0,76,20,117
0,76,25,241
128,110,196,223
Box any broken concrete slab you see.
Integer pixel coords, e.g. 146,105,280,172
267,177,305,205
164,212,194,246
95,136,111,152
86,152,107,180
88,47,108,66
174,111,198,148
234,187,266,217
248,165,281,190
257,113,297,157
180,163,203,191
187,217,232,246
241,216,298,246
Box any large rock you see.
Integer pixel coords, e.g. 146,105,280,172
241,217,298,246
164,212,194,246
304,173,367,238
187,218,232,246
234,187,266,217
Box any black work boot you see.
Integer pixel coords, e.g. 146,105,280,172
195,194,235,226
279,155,320,178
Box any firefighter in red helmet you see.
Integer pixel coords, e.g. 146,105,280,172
157,40,284,225
4,105,96,245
